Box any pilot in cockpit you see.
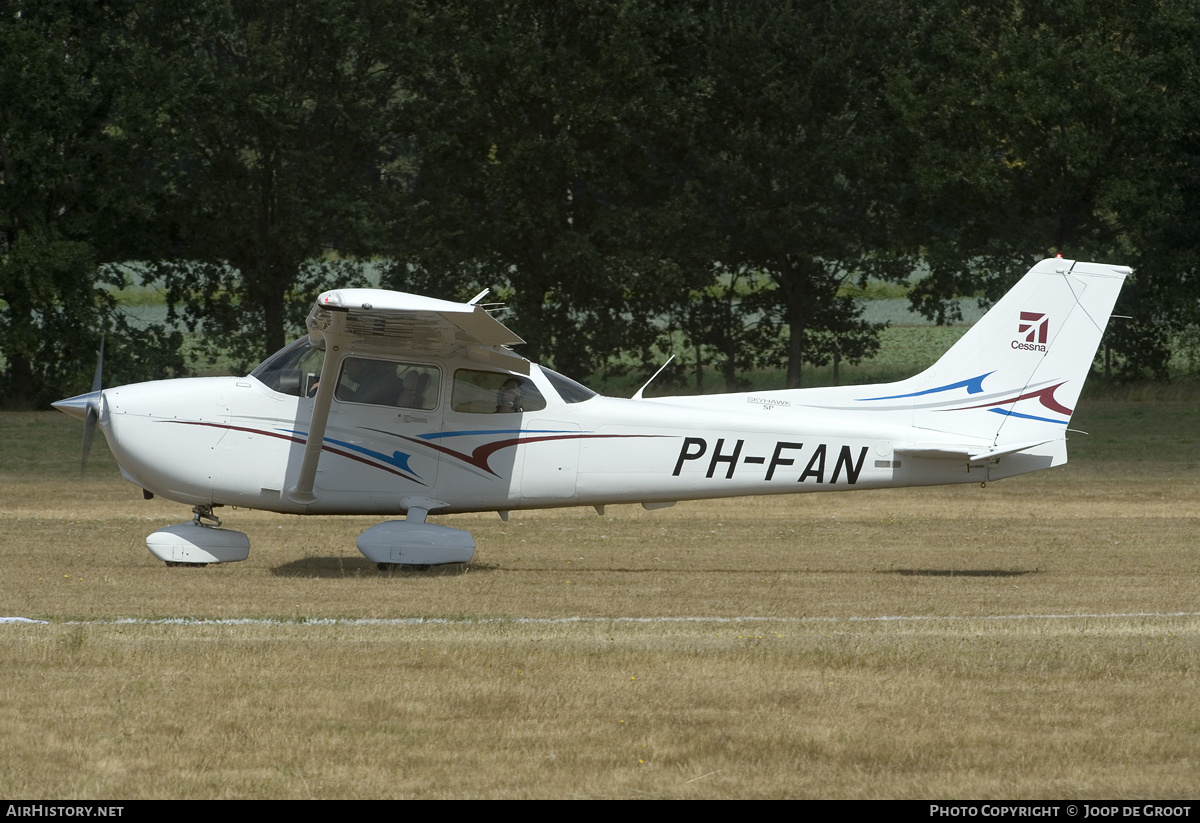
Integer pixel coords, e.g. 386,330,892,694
334,358,401,405
495,377,525,413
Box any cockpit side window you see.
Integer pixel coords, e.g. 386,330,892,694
452,369,547,414
335,358,440,410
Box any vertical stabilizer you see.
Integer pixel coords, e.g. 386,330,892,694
862,259,1128,447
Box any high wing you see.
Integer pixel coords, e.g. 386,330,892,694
306,288,527,372
288,289,527,503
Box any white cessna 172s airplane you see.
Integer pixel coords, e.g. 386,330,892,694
54,257,1127,569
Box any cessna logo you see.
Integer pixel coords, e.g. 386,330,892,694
1013,311,1048,352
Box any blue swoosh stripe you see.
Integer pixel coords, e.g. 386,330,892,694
321,437,417,474
858,372,992,402
987,408,1068,425
279,427,419,475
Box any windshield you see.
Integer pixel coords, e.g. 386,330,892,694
250,338,326,397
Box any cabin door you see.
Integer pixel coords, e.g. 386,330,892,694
315,356,443,503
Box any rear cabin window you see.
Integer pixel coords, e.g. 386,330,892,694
541,367,597,403
451,370,546,414
335,358,440,410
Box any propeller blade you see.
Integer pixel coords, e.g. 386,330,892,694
91,337,105,394
81,338,104,475
81,405,97,474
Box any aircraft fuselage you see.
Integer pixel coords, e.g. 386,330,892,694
97,364,1005,518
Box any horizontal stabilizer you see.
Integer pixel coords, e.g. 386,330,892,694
896,438,1059,463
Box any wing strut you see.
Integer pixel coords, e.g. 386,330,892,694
288,313,351,505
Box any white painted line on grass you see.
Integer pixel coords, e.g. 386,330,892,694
27,611,1200,627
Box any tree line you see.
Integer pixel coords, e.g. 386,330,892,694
3,0,1198,407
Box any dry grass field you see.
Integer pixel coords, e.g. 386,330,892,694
1,400,1198,799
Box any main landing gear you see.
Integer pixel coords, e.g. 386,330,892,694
356,500,476,569
376,563,432,572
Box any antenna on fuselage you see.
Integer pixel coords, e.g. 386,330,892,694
632,354,675,400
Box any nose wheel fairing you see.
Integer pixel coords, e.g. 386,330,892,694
146,523,250,565
146,504,249,565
